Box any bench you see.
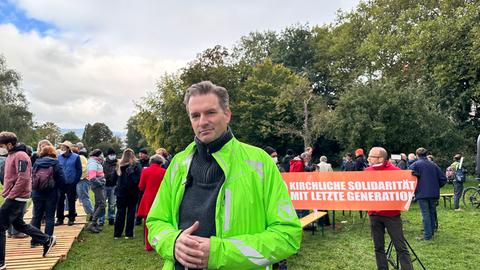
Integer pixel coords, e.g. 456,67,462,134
440,193,454,208
299,211,328,236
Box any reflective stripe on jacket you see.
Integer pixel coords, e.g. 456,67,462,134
146,137,302,269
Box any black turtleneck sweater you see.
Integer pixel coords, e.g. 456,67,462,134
176,130,233,270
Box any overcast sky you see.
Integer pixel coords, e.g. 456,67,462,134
0,0,360,131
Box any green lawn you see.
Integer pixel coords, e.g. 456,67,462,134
2,181,479,269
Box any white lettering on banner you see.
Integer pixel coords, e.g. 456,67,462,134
310,191,345,201
290,191,309,201
288,180,415,192
346,180,415,191
289,181,346,191
346,191,414,201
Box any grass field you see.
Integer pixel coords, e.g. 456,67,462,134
2,180,480,269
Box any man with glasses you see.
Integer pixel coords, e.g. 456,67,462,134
366,147,413,270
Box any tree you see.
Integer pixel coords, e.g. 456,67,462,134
329,80,467,167
82,122,114,150
0,55,35,144
35,122,62,146
126,115,149,153
60,131,80,143
136,74,193,153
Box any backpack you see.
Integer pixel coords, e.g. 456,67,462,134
454,167,466,183
32,166,55,191
445,166,455,182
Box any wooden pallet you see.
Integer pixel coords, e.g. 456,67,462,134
4,202,88,270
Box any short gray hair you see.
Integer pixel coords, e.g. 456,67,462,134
149,154,166,166
320,156,328,162
183,81,229,111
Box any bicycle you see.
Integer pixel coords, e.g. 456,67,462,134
462,182,480,209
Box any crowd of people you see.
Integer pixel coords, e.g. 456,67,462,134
0,80,471,270
0,130,174,267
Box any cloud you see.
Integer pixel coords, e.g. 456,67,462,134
1,0,360,131
0,23,185,130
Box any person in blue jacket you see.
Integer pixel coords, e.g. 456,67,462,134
56,141,82,226
409,147,447,240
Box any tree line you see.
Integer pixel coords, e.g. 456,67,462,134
130,0,479,169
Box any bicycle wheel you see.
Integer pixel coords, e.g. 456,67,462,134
462,187,480,209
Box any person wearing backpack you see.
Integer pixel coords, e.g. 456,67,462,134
451,154,466,211
30,145,66,245
0,132,57,270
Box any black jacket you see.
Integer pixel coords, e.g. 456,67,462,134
114,162,142,198
103,158,118,187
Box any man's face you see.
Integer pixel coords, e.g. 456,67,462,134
139,152,148,160
367,149,384,166
60,145,70,152
187,93,231,144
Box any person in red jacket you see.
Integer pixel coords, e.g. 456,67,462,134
366,147,413,270
137,154,166,251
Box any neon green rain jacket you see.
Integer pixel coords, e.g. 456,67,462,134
146,137,302,269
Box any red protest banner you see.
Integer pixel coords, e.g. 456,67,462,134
282,170,417,211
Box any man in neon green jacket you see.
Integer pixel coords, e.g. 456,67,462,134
146,81,302,270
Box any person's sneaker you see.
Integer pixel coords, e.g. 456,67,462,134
125,236,133,239
87,223,100,233
108,219,115,225
11,233,28,239
43,236,57,257
67,219,75,226
415,236,432,241
0,263,6,270
54,220,64,226
454,208,464,212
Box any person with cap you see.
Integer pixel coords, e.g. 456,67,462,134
264,146,285,172
86,149,107,233
354,148,368,171
56,140,82,226
102,148,118,225
138,148,150,168
71,144,94,222
136,149,150,225
0,132,57,270
146,81,301,270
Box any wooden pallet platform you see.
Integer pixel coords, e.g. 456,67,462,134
4,202,88,270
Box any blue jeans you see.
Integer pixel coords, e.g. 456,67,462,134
453,181,464,209
99,186,116,224
76,179,93,216
417,198,437,239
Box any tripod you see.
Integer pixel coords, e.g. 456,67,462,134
386,239,426,270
